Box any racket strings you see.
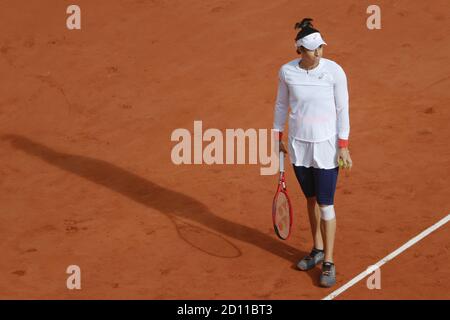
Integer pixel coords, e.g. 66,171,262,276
275,192,291,238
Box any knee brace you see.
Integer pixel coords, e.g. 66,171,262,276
319,205,335,221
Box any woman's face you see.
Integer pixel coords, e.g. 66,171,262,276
298,45,324,63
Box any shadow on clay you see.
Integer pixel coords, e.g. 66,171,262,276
3,134,319,286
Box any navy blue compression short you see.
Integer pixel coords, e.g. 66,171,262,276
292,165,339,205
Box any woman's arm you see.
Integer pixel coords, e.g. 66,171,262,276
334,64,352,169
273,68,289,136
333,65,350,148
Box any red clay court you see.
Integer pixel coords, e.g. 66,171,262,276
0,0,449,299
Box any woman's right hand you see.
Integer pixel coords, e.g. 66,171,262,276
279,141,288,154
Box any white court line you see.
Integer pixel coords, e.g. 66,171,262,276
323,214,450,300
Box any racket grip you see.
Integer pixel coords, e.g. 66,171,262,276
279,151,285,173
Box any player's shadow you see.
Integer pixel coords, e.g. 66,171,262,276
3,134,319,285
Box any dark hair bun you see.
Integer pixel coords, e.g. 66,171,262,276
294,18,314,30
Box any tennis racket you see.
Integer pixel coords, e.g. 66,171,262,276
272,151,294,240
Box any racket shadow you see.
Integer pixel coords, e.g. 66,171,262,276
3,135,315,275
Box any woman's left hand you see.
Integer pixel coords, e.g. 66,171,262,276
338,148,353,169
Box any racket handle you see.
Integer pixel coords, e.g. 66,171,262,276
279,151,285,173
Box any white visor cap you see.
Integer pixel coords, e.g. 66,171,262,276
295,32,327,50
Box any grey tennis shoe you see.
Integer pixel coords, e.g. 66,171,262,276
297,248,325,271
319,262,336,288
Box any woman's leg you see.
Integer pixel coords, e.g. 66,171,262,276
313,167,339,287
320,212,336,263
292,165,321,248
314,167,339,263
292,165,327,270
307,196,324,250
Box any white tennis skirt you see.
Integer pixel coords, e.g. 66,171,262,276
288,133,339,169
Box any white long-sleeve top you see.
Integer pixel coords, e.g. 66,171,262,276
273,58,350,142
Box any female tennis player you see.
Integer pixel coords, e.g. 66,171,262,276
273,18,353,287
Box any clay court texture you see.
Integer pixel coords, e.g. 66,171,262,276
0,0,449,299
